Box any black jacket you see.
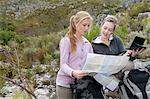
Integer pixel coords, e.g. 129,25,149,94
92,35,125,55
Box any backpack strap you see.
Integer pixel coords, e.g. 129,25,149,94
123,69,149,99
123,71,136,95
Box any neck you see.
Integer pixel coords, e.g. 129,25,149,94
101,35,108,41
100,36,109,46
75,34,83,42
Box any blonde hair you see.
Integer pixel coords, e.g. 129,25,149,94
67,11,93,53
102,15,118,30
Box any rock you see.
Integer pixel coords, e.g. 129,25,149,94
37,95,49,99
34,87,56,99
0,0,65,19
137,12,150,20
134,59,150,69
34,88,50,99
0,81,19,97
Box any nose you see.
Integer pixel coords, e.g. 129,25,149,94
104,29,109,34
85,26,89,31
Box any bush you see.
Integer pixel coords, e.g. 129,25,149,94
115,25,128,43
130,19,143,32
52,50,60,59
128,2,150,18
0,63,17,89
0,30,26,46
85,24,99,42
141,17,150,33
32,65,44,74
0,22,16,31
34,48,47,64
0,78,5,90
43,53,52,64
146,37,150,44
0,31,16,45
23,47,37,67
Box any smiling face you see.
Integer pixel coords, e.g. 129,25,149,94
101,21,115,40
75,18,92,36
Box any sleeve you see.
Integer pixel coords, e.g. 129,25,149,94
116,36,126,53
89,43,93,53
59,37,74,77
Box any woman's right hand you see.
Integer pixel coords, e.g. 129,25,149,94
72,70,88,79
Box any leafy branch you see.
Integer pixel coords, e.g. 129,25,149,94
0,48,37,99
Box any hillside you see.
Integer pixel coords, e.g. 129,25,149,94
0,0,150,98
0,0,149,35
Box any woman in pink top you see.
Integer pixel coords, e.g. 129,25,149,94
56,11,93,99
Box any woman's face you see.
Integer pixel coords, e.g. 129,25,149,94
75,18,91,36
101,21,115,40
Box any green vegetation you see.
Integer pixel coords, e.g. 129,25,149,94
0,63,17,89
85,24,99,42
0,31,25,45
12,90,30,99
115,25,128,43
0,0,149,96
128,2,150,18
141,17,150,33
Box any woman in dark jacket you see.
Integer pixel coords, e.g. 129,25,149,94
74,15,145,99
91,15,145,98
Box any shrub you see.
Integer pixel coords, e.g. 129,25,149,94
115,25,128,43
0,31,16,45
0,63,17,89
85,24,99,42
141,17,150,33
48,42,56,54
34,48,47,64
21,33,60,65
52,50,60,59
146,37,150,44
0,22,16,31
32,65,43,74
23,47,37,67
0,30,26,46
129,19,143,32
128,2,150,18
43,53,52,64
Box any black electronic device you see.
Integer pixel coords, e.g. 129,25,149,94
129,36,146,50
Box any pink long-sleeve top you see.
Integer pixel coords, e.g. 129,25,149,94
56,36,93,88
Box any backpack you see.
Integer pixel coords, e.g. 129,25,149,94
121,67,150,99
70,76,104,99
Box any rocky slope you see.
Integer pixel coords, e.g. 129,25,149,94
0,0,149,35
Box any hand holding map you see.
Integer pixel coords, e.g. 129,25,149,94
82,53,129,75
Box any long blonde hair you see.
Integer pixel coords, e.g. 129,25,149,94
67,11,93,53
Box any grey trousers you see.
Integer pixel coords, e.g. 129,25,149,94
56,85,73,99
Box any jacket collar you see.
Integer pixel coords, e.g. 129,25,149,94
92,35,114,44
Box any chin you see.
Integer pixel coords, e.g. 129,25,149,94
102,35,107,38
102,36,109,40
